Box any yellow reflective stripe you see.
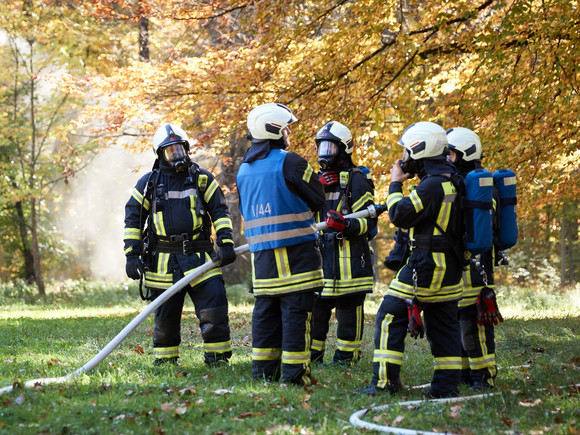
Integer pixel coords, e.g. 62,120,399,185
252,348,282,361
356,217,367,235
153,211,166,237
461,357,470,370
336,338,362,352
204,341,232,353
388,279,463,302
124,227,141,240
131,187,150,210
387,192,403,211
243,211,315,230
469,353,496,370
303,164,314,182
430,252,446,290
220,238,234,245
154,346,179,358
282,350,310,364
124,247,134,255
189,193,200,230
252,269,324,295
433,356,463,370
373,349,403,364
321,276,373,295
351,192,374,212
275,247,291,278
311,339,325,352
355,304,363,342
204,179,219,203
477,321,488,355
339,239,351,280
305,311,312,353
409,189,423,213
214,217,233,232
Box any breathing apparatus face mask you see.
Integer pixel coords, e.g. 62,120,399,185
162,143,188,172
400,147,420,175
317,140,339,171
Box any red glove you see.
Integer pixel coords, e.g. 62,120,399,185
319,171,339,186
325,210,348,232
407,297,424,339
477,287,504,325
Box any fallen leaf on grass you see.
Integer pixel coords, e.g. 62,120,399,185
213,388,234,395
449,404,463,420
301,402,313,411
392,415,404,426
134,345,144,354
519,399,542,407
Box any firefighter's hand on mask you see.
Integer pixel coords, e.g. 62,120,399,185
125,256,142,280
216,244,236,267
407,297,424,339
391,159,411,183
325,210,349,232
319,171,339,186
477,287,504,325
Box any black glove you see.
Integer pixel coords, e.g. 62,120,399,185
125,256,142,280
407,297,424,339
216,244,236,267
384,229,410,271
477,287,504,325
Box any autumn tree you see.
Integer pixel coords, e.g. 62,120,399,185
0,1,136,292
79,0,579,283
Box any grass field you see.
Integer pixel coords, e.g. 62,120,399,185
0,281,578,434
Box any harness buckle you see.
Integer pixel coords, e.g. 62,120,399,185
170,233,188,243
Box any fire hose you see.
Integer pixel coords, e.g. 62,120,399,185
0,204,387,395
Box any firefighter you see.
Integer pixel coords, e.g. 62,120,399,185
447,126,503,391
236,103,325,386
124,123,236,367
311,121,377,365
360,121,464,397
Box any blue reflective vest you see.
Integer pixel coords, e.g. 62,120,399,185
238,149,318,253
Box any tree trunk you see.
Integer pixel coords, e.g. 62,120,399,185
14,199,35,283
138,16,149,61
30,198,45,296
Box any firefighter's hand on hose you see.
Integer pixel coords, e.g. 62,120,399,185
407,297,424,339
125,256,142,280
319,171,339,186
325,210,349,232
477,287,503,325
216,244,236,267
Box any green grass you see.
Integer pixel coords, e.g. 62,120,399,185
0,281,578,434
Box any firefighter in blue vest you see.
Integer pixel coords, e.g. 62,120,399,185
360,121,464,397
310,121,377,365
447,126,503,391
124,123,236,367
236,103,325,386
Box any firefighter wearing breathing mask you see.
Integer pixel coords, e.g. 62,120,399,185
311,121,377,366
123,123,235,367
359,121,464,398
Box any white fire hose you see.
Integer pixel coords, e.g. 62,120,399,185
0,205,385,395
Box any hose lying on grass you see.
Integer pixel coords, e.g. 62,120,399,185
0,205,385,395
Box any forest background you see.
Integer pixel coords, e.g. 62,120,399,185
0,0,578,295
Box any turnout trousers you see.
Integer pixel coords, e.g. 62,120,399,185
372,295,461,396
151,276,232,366
459,304,497,388
311,293,366,364
252,292,315,386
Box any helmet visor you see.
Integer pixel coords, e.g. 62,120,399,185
317,140,339,158
162,143,187,163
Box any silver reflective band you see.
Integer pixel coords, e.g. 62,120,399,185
243,211,315,230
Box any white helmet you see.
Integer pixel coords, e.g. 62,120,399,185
152,123,190,157
398,121,447,159
315,121,354,154
247,103,298,140
446,127,482,161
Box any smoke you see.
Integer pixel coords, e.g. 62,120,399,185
58,146,151,281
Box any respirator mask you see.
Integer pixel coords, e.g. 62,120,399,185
317,140,339,171
400,148,420,175
163,143,188,172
